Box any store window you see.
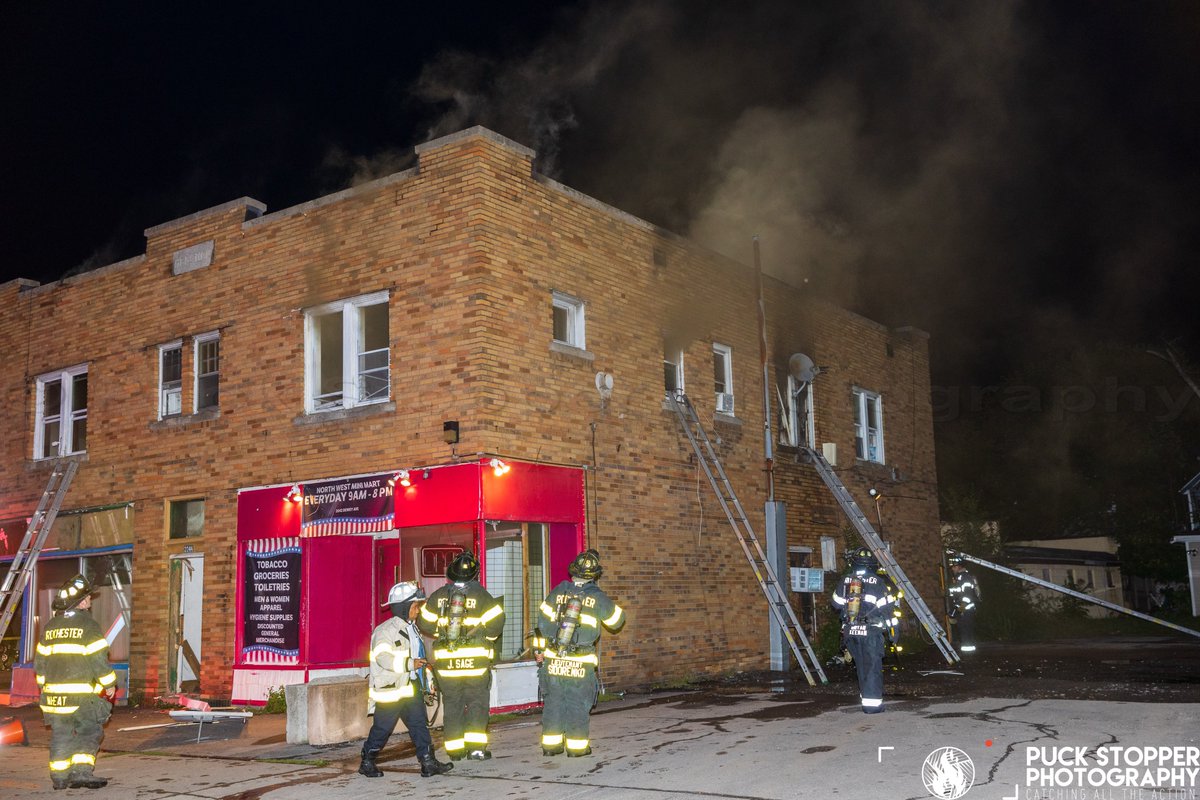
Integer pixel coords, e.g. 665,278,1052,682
484,522,548,661
169,499,205,539
853,387,884,463
305,291,390,413
34,365,88,459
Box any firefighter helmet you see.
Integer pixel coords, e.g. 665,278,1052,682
850,547,877,569
446,551,480,582
946,550,964,566
568,549,603,580
382,581,425,607
52,574,97,611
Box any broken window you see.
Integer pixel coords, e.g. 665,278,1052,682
305,291,390,412
35,365,88,459
853,387,884,463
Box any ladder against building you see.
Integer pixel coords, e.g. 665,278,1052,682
667,391,828,686
0,459,80,638
950,550,1200,640
800,447,960,665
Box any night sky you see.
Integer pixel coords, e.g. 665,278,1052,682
4,2,1199,531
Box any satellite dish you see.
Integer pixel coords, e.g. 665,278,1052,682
788,353,817,383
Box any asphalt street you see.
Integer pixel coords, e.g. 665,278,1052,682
2,638,1198,800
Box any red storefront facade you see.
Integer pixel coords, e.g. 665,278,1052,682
232,458,585,708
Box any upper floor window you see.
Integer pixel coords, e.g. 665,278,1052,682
853,387,884,463
782,374,815,447
305,291,390,413
159,341,183,418
35,365,88,459
713,343,734,414
194,332,220,412
664,346,684,396
551,291,585,349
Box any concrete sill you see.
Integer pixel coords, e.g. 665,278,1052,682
294,401,396,427
549,341,595,362
149,408,221,431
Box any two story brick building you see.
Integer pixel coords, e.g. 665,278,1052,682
0,127,940,706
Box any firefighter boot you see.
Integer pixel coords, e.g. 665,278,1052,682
51,775,69,791
467,749,492,760
419,753,453,777
358,749,384,778
66,768,108,789
567,746,592,758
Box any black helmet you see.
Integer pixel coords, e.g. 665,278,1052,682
946,550,964,566
568,549,603,581
52,574,96,611
446,551,480,582
850,547,877,568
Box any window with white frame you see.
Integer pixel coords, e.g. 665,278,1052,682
305,291,390,413
194,332,220,412
551,291,585,349
713,343,734,414
782,374,815,447
35,365,88,459
852,387,884,463
159,341,183,418
664,346,684,396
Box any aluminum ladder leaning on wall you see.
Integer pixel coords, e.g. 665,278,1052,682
800,447,960,665
950,550,1200,640
0,459,80,638
667,391,828,686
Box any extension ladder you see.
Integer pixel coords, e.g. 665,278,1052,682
0,459,80,638
800,447,959,664
667,391,828,685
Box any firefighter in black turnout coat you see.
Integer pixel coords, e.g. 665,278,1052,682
831,548,896,713
534,549,625,757
417,551,505,761
947,554,980,653
34,574,118,789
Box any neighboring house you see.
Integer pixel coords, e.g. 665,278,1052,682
1005,536,1124,617
0,127,940,705
1171,471,1200,616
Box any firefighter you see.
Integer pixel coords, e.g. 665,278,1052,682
360,581,452,779
533,549,625,758
876,565,905,667
831,547,895,713
417,551,504,761
34,574,117,790
947,555,980,653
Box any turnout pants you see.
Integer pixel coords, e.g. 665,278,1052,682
955,611,977,652
44,695,110,781
438,672,491,757
363,694,433,760
541,659,599,754
844,624,886,711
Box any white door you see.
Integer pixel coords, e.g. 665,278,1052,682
172,555,204,692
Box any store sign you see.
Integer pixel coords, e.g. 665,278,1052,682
243,546,301,656
300,474,394,536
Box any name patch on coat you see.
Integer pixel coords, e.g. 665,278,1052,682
547,658,587,679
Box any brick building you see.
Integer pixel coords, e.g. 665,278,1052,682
0,127,940,706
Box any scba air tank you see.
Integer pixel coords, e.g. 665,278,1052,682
555,596,583,650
